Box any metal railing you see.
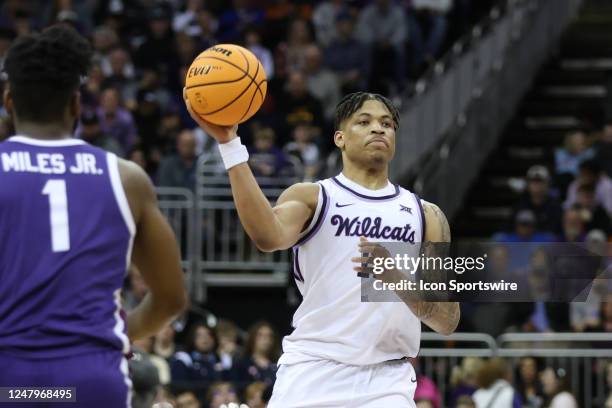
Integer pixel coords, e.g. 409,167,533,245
156,187,197,298
418,332,612,408
191,157,302,301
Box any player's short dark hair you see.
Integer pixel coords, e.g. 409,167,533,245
3,25,92,122
334,92,400,131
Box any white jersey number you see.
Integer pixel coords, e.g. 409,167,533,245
42,179,71,252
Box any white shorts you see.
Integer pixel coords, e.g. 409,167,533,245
268,358,417,408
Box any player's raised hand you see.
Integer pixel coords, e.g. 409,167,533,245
183,87,238,144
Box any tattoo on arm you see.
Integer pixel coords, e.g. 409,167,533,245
408,202,459,335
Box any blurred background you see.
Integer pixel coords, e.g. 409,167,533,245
0,0,611,407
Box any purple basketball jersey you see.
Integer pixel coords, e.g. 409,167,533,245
0,135,134,359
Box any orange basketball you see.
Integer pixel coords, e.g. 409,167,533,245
184,44,267,126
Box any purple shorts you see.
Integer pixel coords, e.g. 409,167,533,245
0,350,132,407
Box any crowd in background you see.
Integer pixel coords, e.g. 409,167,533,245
480,121,612,338
0,0,497,187
1,0,611,407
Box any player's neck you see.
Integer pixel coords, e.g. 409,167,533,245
341,165,389,190
15,123,73,140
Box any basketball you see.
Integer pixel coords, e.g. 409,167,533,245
184,44,267,126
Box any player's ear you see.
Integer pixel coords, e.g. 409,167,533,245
3,85,13,118
70,91,81,119
334,130,345,150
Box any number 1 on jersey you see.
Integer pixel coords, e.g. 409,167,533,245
42,179,70,252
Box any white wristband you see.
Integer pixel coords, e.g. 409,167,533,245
218,137,249,170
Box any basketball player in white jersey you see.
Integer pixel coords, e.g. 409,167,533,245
184,90,460,407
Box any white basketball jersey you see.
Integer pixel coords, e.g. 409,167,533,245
278,173,425,366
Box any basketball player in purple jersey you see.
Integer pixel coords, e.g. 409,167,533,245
184,88,460,406
0,26,187,407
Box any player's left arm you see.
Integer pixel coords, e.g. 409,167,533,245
409,202,460,335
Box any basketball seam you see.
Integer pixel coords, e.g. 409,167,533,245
236,48,265,99
184,73,248,90
197,69,260,117
195,53,265,98
238,60,261,122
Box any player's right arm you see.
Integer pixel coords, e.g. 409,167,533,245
118,159,188,341
184,96,318,252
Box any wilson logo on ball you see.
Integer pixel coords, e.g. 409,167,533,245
209,46,233,57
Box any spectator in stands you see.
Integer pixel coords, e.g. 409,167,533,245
312,0,345,47
235,321,280,388
170,323,223,395
564,159,612,216
217,0,264,43
540,367,578,408
455,395,476,408
154,324,177,361
414,367,442,408
129,343,161,408
407,0,452,73
512,249,569,333
97,87,138,152
606,361,612,408
586,301,612,334
278,71,325,144
555,131,595,197
513,165,563,235
574,183,612,235
244,26,274,80
78,110,124,156
356,0,408,94
206,382,241,408
555,130,594,175
134,4,178,81
303,44,340,122
515,357,544,408
324,10,371,94
157,129,199,190
594,119,612,178
494,210,556,243
133,336,171,385
81,62,104,109
175,390,202,408
449,357,483,406
194,9,219,51
560,207,586,243
134,89,163,152
281,18,315,74
284,122,321,181
216,319,242,375
472,358,521,408
245,382,267,408
249,127,291,178
101,46,137,105
128,145,149,172
154,385,176,407
173,0,207,37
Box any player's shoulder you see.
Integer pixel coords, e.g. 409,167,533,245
279,182,321,209
116,157,154,196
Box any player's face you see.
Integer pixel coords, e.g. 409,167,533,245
335,100,396,166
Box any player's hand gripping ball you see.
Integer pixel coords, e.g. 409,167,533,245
184,44,267,126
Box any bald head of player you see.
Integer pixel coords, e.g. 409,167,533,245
3,24,91,139
333,92,400,173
